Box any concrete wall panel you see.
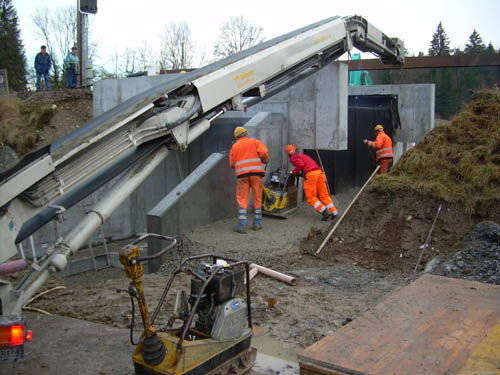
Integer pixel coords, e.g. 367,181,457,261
348,84,435,143
147,153,235,272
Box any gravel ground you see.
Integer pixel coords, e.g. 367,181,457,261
429,221,500,284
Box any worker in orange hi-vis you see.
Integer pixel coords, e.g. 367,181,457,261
229,126,269,234
363,124,394,174
284,145,338,221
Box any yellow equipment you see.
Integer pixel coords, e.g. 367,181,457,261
119,234,256,375
262,169,298,218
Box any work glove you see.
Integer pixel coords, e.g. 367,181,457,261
363,139,368,144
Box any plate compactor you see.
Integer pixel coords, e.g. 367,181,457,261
262,168,298,219
119,234,256,375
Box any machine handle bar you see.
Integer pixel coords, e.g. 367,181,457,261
130,233,177,263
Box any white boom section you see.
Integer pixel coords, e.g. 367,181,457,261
192,19,347,111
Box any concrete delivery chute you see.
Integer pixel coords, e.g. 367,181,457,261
0,15,402,365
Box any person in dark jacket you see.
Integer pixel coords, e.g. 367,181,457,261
34,46,52,91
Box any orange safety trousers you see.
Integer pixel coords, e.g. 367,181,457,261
377,158,393,174
303,170,337,214
236,175,263,210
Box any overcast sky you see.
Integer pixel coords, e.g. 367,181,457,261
14,0,500,68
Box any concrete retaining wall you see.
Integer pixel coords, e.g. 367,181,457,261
348,84,435,144
248,62,348,151
146,153,234,272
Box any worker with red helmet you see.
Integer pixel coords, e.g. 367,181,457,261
363,124,393,174
229,126,269,233
284,145,337,220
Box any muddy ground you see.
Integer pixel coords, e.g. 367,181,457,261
28,187,499,361
30,197,412,360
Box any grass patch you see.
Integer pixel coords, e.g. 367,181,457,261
0,97,57,155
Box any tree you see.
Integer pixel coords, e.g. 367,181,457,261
485,42,496,55
159,21,193,70
0,0,27,91
464,30,486,54
214,16,264,58
32,6,77,87
428,22,450,56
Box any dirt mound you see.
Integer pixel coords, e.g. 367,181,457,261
370,90,500,213
302,90,500,272
0,89,92,158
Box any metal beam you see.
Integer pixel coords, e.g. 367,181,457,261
346,55,500,70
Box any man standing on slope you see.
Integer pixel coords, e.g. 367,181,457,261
285,144,338,221
363,124,393,174
229,126,269,233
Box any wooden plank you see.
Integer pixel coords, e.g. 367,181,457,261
299,275,500,375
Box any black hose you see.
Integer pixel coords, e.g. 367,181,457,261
128,288,139,345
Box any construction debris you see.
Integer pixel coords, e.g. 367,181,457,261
250,263,297,285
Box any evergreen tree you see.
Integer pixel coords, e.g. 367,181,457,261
485,42,496,55
464,30,486,54
428,22,450,56
0,0,27,91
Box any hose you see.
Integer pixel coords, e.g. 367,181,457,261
128,286,140,345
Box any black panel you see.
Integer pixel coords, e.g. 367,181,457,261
305,95,400,194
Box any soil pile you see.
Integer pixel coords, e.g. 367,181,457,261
371,90,500,213
0,89,92,160
304,90,500,272
430,221,499,284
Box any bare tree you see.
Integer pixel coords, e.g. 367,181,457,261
136,41,157,72
32,6,77,86
159,21,194,70
214,16,264,58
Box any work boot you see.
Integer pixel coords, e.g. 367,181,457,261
321,210,330,221
252,222,262,231
233,225,247,234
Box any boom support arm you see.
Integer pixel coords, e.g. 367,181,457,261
0,15,402,316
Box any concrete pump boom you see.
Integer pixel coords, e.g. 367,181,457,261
0,15,402,320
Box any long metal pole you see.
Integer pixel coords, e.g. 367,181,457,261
9,146,169,314
315,166,380,256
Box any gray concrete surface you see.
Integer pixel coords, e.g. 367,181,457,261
93,74,180,116
248,62,348,151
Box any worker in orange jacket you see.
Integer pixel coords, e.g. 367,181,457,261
229,126,269,233
285,144,338,221
363,124,393,174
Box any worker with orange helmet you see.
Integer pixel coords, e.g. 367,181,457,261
229,126,269,233
363,124,393,174
284,145,338,221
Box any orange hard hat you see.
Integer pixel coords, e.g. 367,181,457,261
285,144,297,154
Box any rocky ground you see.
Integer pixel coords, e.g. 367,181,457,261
430,221,499,284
